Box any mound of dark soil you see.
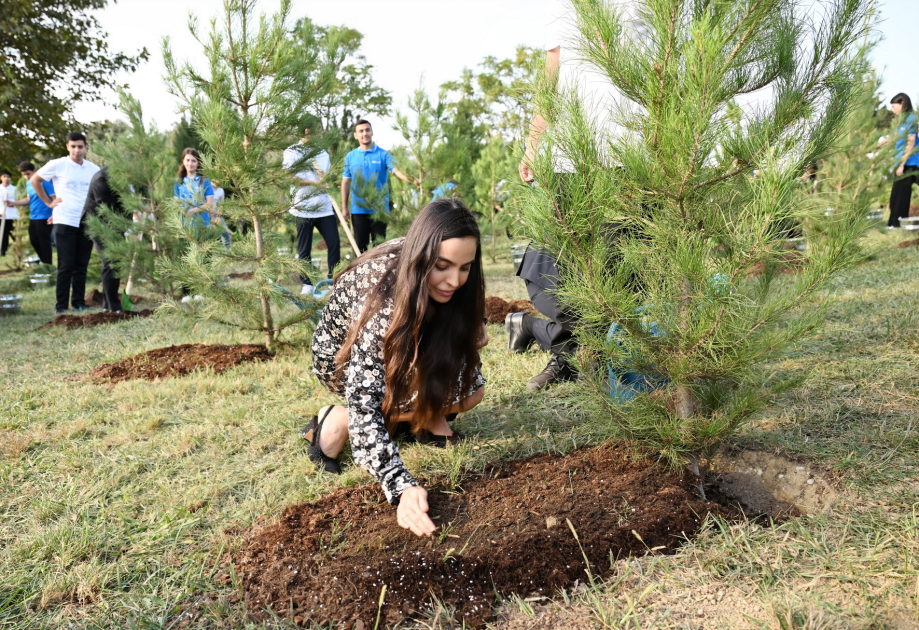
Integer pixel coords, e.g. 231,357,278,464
228,271,254,279
87,343,271,384
84,288,104,307
484,296,538,324
232,443,741,628
40,309,155,330
898,237,919,248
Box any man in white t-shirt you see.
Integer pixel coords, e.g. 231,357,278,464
283,125,340,295
31,131,101,313
509,0,645,392
0,170,20,257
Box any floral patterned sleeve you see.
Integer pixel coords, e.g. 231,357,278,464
344,295,418,505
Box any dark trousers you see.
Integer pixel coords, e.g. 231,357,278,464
524,279,578,358
888,165,919,227
0,220,12,257
91,237,121,312
29,219,54,265
54,223,94,311
351,213,387,252
296,215,340,284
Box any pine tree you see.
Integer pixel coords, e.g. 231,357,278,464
522,0,874,479
472,135,518,262
85,89,184,298
162,0,338,352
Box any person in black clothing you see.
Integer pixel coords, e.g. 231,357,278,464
83,167,129,313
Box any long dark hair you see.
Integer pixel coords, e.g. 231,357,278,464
891,93,913,113
334,198,485,433
177,147,204,181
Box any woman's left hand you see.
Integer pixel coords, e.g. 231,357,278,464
897,164,905,177
475,322,489,349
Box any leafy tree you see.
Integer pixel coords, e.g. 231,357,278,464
163,0,338,352
0,0,148,170
85,90,185,299
473,135,518,262
522,0,874,483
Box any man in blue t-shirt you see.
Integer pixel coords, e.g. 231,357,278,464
340,119,418,252
8,162,56,264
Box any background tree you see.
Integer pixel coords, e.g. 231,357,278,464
522,0,874,483
85,90,184,299
472,135,518,262
0,0,148,170
163,0,338,352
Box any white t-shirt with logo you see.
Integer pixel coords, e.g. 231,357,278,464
35,156,101,227
0,184,19,221
283,145,335,219
546,0,646,172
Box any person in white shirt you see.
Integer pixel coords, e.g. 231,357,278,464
0,170,19,257
31,131,101,313
283,125,340,295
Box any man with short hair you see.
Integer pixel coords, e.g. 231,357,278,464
31,131,101,313
0,170,18,257
9,162,56,265
284,125,340,294
340,119,418,252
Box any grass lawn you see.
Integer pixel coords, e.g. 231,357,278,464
0,231,917,629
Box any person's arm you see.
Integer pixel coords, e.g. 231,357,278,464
519,46,560,182
29,173,59,209
392,167,419,187
340,177,351,221
898,135,916,176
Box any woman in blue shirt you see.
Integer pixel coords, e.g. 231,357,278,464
174,148,215,228
886,93,919,228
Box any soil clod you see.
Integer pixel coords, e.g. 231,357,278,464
87,343,271,384
40,309,155,330
232,443,745,628
484,296,538,324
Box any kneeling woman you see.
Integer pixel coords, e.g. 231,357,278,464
305,198,488,537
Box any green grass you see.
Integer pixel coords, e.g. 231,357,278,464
0,230,917,629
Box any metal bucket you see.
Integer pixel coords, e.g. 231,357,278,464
785,237,806,251
310,257,322,272
510,243,527,270
23,255,41,268
901,216,919,231
0,294,23,315
29,274,51,288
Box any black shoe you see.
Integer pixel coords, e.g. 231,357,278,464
526,355,577,392
300,406,342,474
54,308,67,315
506,312,535,353
418,430,466,448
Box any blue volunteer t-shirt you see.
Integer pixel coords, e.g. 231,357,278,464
174,175,215,227
895,112,919,167
25,180,55,221
432,182,456,200
342,145,395,214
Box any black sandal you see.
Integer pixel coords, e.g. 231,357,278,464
419,430,466,449
300,406,342,474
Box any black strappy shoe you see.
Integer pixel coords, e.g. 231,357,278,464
300,406,342,474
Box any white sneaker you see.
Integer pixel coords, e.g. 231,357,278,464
180,295,192,303
193,295,204,301
301,284,314,295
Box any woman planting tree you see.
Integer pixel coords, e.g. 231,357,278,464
882,93,919,228
174,148,215,229
303,198,488,537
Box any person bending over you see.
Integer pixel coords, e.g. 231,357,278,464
304,198,488,537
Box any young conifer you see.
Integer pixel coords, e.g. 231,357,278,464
473,135,518,262
162,0,338,351
521,0,874,479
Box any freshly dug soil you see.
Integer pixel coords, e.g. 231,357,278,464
746,253,808,278
228,271,254,279
87,343,271,384
233,443,741,628
84,288,105,306
484,296,538,324
40,309,155,330
898,237,919,248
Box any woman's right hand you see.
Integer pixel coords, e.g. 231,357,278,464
397,486,436,537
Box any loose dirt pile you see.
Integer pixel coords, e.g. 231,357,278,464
484,296,538,324
87,343,271,384
84,288,105,306
228,271,254,279
232,443,742,628
746,252,809,278
898,237,919,248
40,309,155,330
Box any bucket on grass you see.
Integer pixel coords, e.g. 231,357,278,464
310,257,322,271
901,216,919,231
29,274,51,288
785,236,806,251
510,243,527,271
0,294,23,315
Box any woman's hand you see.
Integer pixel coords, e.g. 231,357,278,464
397,486,436,537
897,164,906,177
475,322,489,349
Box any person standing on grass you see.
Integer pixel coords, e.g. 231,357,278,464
508,0,646,391
0,170,19,257
341,119,419,252
284,125,340,295
303,198,488,538
9,162,56,265
174,148,216,302
31,132,101,313
83,167,129,313
883,93,919,229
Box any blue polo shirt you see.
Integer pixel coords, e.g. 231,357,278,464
25,180,55,221
342,145,395,214
432,182,456,200
895,112,919,167
174,175,215,227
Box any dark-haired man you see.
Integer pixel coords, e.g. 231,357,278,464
341,119,418,252
31,132,100,313
8,162,56,264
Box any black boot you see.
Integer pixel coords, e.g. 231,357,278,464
526,354,577,391
505,312,535,353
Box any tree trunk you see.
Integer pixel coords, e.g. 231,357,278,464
252,214,275,353
677,276,705,499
